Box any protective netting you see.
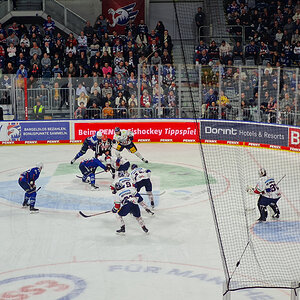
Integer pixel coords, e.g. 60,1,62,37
172,0,300,293
202,143,300,291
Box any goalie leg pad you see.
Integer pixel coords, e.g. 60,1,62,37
258,204,268,220
269,202,280,215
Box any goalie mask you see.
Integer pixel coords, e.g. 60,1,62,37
259,168,266,177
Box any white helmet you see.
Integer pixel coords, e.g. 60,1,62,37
36,162,44,171
96,131,102,139
259,168,266,177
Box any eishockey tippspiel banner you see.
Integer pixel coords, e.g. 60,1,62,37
74,121,200,143
102,0,145,34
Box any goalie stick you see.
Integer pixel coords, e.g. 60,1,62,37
79,210,111,218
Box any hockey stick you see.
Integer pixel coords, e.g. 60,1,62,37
76,170,106,179
277,174,286,185
79,210,111,218
140,191,166,196
27,186,41,194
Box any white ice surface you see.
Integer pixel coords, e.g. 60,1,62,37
0,143,291,299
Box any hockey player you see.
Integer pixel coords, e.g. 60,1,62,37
113,127,148,163
246,168,281,222
111,178,149,234
95,134,113,157
105,155,130,178
130,163,154,208
71,131,102,164
110,175,154,215
18,162,43,212
79,157,109,190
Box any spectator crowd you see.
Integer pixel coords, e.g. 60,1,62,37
0,14,178,119
193,1,300,125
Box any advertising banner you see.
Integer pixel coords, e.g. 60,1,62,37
0,121,70,144
102,0,145,34
288,127,300,149
200,121,289,147
74,121,200,143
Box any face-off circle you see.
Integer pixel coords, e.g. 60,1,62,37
0,273,86,299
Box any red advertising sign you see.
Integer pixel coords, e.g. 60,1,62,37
289,128,300,148
102,0,145,34
74,121,200,143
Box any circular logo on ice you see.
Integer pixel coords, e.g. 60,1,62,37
0,273,86,299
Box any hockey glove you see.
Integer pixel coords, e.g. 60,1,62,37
30,181,36,190
110,185,116,194
246,186,255,195
112,207,118,213
129,136,134,141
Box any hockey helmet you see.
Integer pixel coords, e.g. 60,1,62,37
115,182,124,191
96,131,102,139
131,164,138,170
118,171,126,177
115,127,121,134
259,168,266,177
36,162,44,171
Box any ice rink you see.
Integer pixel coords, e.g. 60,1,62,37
0,143,294,299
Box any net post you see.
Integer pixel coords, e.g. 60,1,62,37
223,282,231,300
291,282,299,300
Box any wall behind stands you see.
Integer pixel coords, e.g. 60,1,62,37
1,119,300,152
57,0,102,23
148,1,203,40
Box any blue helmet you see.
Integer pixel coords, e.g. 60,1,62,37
115,182,124,191
131,164,138,170
115,127,120,133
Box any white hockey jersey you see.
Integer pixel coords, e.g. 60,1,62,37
106,155,129,170
130,167,151,183
255,175,281,199
114,177,138,205
113,129,134,146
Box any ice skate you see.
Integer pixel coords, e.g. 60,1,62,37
257,217,266,222
116,225,125,235
142,225,149,233
30,206,39,213
91,184,99,191
145,208,154,215
70,158,76,164
150,201,154,209
142,158,148,163
272,213,280,219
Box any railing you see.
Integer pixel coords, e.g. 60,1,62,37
44,0,86,35
1,63,300,126
198,25,253,45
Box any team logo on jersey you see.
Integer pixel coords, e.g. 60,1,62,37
7,123,21,141
108,3,139,27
